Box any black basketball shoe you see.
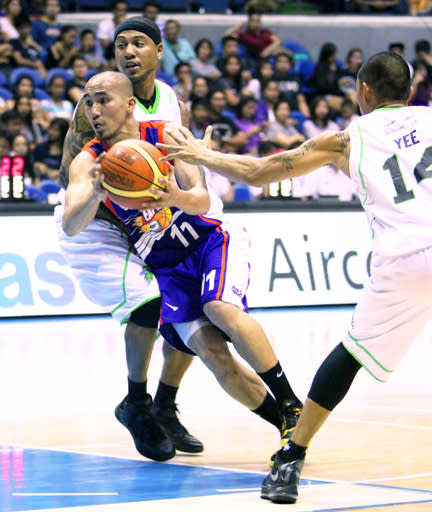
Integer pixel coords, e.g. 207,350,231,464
261,450,305,503
152,400,204,453
280,400,303,446
115,395,175,461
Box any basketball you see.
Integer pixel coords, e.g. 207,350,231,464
100,139,169,209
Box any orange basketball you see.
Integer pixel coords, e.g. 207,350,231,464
101,139,169,209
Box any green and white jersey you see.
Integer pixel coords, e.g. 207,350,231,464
348,105,432,256
133,79,181,124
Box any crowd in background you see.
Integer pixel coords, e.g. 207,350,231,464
0,0,430,204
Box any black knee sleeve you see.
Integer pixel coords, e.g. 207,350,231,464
308,342,362,411
129,297,161,328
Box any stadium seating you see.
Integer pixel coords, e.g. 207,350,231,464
45,68,73,86
10,67,45,89
196,0,230,12
0,87,12,100
39,179,61,195
25,184,48,203
233,183,252,201
0,71,8,88
283,40,312,62
34,88,50,100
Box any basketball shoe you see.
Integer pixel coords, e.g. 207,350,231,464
152,400,204,453
115,395,175,461
280,400,303,446
261,449,305,503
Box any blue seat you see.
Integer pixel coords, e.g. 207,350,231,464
34,87,50,100
297,58,316,82
196,0,229,11
0,70,8,87
158,0,188,10
283,40,311,62
45,67,73,86
25,184,48,203
215,39,248,58
290,110,308,134
0,86,12,100
233,183,252,201
39,179,61,195
10,67,45,88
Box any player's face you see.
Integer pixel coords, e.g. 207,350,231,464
356,78,369,115
115,30,162,83
83,82,130,140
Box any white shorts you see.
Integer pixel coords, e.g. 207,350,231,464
54,205,160,324
343,246,432,382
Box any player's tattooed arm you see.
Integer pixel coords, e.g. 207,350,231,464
59,100,95,187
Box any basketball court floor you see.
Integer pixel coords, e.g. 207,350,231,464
0,307,431,512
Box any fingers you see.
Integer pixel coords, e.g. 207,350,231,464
203,125,213,148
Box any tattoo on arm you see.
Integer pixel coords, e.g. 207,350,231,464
335,132,350,161
281,140,316,173
59,99,95,187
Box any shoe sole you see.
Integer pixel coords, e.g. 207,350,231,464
171,439,204,454
115,408,176,462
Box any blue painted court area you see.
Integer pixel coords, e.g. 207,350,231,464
0,445,320,511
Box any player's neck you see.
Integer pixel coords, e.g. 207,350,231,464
105,120,140,146
133,74,157,102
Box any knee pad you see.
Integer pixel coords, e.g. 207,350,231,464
129,297,162,328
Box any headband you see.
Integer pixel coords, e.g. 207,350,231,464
114,16,161,45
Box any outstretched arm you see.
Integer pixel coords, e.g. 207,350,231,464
158,125,351,187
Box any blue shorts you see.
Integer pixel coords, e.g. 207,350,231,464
156,223,251,354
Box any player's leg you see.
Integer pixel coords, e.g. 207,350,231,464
152,342,204,453
175,321,282,430
264,247,432,503
202,224,302,440
55,213,174,461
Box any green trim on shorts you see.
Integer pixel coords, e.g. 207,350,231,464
120,295,161,326
111,249,132,317
345,331,392,382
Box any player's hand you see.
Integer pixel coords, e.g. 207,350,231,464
157,125,213,163
90,152,107,201
140,163,180,209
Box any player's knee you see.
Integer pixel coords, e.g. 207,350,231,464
203,301,241,336
128,297,162,328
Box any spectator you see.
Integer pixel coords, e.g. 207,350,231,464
65,55,88,105
0,31,13,77
355,0,405,13
0,0,22,41
255,79,279,123
303,96,340,139
215,35,255,74
273,51,310,118
31,0,62,50
6,74,43,114
11,132,36,184
12,95,45,147
26,0,45,19
10,15,47,80
412,39,432,82
78,29,106,72
188,75,210,106
409,0,432,14
39,74,74,121
244,58,274,99
410,61,432,106
190,38,221,80
142,1,163,37
189,98,209,139
223,10,281,63
45,24,79,70
161,19,196,78
172,61,192,103
388,41,413,76
97,0,128,50
308,41,345,112
335,97,358,130
265,99,305,149
216,55,247,110
33,116,68,180
207,88,244,148
0,130,11,157
233,95,262,154
341,47,363,79
0,109,24,138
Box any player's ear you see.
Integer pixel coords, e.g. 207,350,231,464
156,42,163,60
127,96,136,112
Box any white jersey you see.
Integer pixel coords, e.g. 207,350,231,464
133,79,181,125
348,105,432,256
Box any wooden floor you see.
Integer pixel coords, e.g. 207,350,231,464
0,308,431,511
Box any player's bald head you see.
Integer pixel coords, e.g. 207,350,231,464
85,71,134,98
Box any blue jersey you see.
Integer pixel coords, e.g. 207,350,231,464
83,121,224,268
